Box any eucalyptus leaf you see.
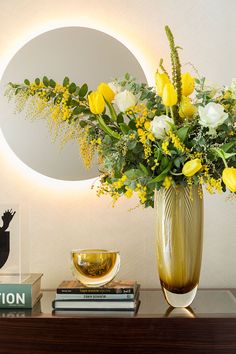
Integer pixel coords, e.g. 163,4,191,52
24,79,30,86
63,77,70,87
73,106,84,115
69,83,77,94
43,76,49,87
79,84,88,98
125,168,144,180
49,79,56,88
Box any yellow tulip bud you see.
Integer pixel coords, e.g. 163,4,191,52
162,83,177,107
97,82,115,102
181,72,195,96
182,159,202,177
88,91,105,114
222,168,236,192
155,72,170,97
179,96,197,118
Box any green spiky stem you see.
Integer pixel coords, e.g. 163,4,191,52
165,26,182,119
159,58,171,80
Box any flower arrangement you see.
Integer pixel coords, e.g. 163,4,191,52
5,26,236,207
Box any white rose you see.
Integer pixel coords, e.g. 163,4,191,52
113,90,136,112
151,115,174,140
108,82,121,94
198,102,228,129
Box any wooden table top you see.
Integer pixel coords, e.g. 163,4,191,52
0,289,235,353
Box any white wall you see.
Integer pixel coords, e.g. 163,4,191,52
0,0,235,289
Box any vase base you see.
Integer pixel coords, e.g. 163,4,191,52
162,285,198,308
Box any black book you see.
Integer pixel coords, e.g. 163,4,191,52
57,280,139,295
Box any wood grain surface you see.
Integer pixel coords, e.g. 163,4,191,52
0,289,235,354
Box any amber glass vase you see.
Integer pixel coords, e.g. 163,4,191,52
155,185,203,307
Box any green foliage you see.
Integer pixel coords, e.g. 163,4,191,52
79,84,88,98
5,40,236,209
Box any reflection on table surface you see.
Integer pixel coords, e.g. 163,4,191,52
0,290,236,318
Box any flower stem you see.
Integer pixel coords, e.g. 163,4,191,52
170,106,174,121
222,156,228,168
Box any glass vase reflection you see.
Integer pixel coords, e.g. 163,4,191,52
71,249,120,287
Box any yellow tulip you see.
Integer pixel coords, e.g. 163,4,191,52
162,83,177,107
181,72,195,96
222,168,236,192
97,82,115,102
155,72,170,97
179,96,197,118
88,91,105,114
182,159,202,177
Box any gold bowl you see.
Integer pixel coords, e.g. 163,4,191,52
71,249,120,287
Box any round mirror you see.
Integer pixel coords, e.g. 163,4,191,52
0,27,147,181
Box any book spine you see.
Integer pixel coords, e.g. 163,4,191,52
0,284,32,309
57,288,135,295
56,293,135,300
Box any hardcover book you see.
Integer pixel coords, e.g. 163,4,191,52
52,302,140,317
52,291,139,311
57,280,138,295
0,273,43,308
55,285,140,300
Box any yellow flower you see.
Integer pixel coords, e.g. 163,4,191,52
162,83,177,107
155,72,170,97
97,83,115,102
125,186,133,198
161,140,170,155
163,176,172,189
179,96,197,118
181,72,195,96
88,91,105,114
222,168,236,192
144,121,151,130
182,159,202,177
167,130,187,153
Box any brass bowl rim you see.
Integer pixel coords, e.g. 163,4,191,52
71,249,120,254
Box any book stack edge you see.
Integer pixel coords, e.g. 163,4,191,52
52,280,140,315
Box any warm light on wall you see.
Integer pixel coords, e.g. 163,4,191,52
0,20,154,190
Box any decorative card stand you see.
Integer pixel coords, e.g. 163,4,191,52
0,204,29,284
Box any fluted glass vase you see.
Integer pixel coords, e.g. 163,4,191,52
155,185,203,308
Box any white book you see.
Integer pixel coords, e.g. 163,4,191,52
53,299,138,310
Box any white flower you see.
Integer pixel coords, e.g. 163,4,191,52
151,115,174,140
198,102,228,129
108,82,121,94
113,90,136,112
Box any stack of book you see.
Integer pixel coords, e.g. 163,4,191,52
0,273,43,310
52,280,140,316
